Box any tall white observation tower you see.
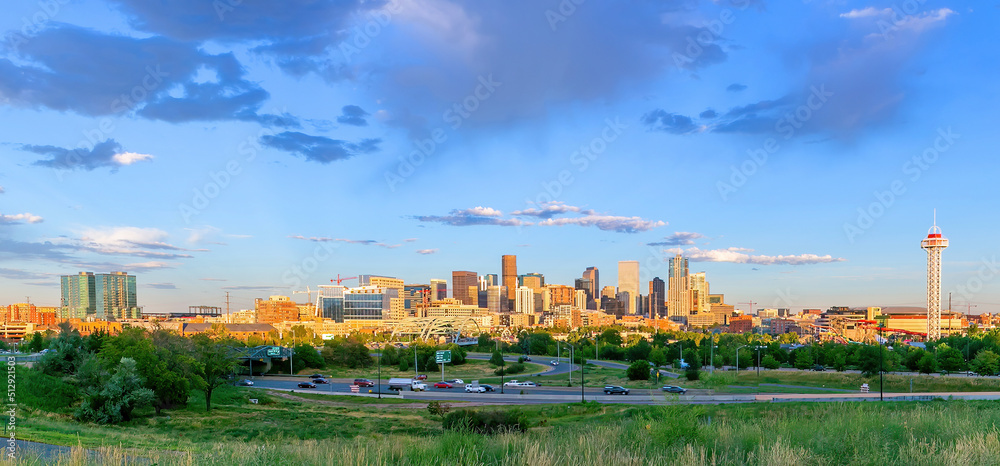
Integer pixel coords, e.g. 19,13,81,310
921,213,948,340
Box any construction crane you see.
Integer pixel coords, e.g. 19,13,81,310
292,286,316,304
738,301,757,315
331,274,358,285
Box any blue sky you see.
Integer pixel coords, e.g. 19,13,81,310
1,0,997,315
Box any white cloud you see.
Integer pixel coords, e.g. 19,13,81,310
458,206,503,217
666,247,845,265
840,7,883,18
112,152,154,165
0,212,43,224
537,215,666,233
0,186,5,194
416,249,438,255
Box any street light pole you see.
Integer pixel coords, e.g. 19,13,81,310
377,342,381,400
736,344,748,377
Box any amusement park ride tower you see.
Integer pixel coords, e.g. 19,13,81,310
921,213,948,340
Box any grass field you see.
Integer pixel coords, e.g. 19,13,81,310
14,392,1000,465
688,370,1000,394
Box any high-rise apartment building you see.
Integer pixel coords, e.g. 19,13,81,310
60,272,96,318
430,279,448,301
487,285,502,313
502,255,517,303
583,267,599,301
61,271,139,319
617,261,639,314
689,272,709,314
403,284,430,313
515,286,534,314
668,254,690,319
601,286,617,299
519,273,544,292
649,277,665,318
452,271,478,305
574,289,587,310
95,271,139,319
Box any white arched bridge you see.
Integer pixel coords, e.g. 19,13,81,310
390,317,481,345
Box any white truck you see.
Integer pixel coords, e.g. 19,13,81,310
388,378,427,391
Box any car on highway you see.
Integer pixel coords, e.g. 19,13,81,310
604,385,630,395
433,382,453,389
523,356,531,361
661,385,687,394
812,365,826,371
309,374,325,379
447,379,464,384
550,361,559,366
415,374,428,380
480,384,496,392
313,378,330,384
503,380,539,388
353,378,374,387
464,384,486,393
297,381,317,389
237,379,254,387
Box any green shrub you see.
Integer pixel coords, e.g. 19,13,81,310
626,360,650,380
442,409,529,434
685,367,700,381
427,400,451,417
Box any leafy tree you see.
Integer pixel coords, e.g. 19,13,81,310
762,355,780,370
74,358,155,424
904,348,926,371
918,353,939,374
36,322,86,376
648,348,668,367
320,338,373,368
191,334,240,412
398,356,410,372
937,347,965,372
599,329,623,347
683,348,702,370
626,339,652,362
380,345,399,366
794,349,814,370
857,345,885,377
833,352,848,372
970,350,999,376
489,349,505,367
99,328,195,415
625,360,650,381
293,344,325,373
445,344,467,365
26,332,46,353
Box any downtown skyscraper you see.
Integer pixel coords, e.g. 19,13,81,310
668,254,690,320
502,255,517,304
617,261,639,315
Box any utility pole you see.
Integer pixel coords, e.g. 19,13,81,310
226,292,231,316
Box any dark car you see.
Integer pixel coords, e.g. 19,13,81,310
812,365,826,371
353,378,374,387
604,385,630,395
523,356,532,362
480,384,496,392
297,381,316,389
313,378,330,384
661,385,687,394
433,382,453,389
309,373,324,378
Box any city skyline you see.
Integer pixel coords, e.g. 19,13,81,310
1,2,997,315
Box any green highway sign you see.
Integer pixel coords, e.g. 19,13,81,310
435,350,452,364
266,346,282,357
